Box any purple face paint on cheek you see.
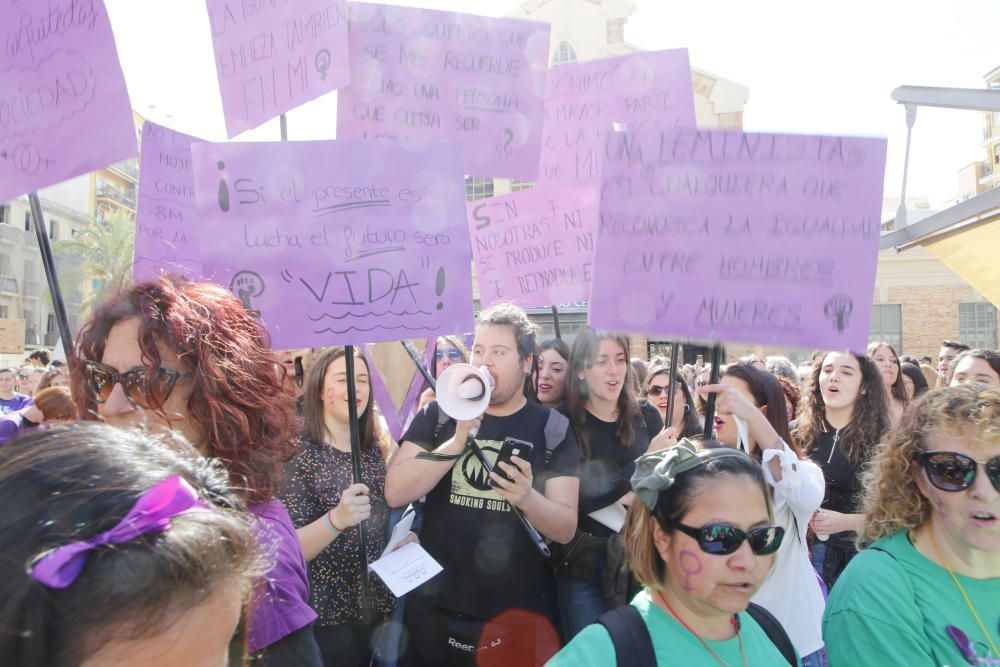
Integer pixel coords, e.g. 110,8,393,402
928,488,949,517
678,549,703,593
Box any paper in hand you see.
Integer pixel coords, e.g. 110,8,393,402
369,542,443,597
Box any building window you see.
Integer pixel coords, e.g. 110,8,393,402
0,205,7,224
551,41,578,67
959,302,998,350
869,304,903,352
994,144,1000,166
48,219,59,241
607,18,625,44
465,177,494,201
526,308,588,342
0,306,7,318
24,212,31,231
511,180,534,192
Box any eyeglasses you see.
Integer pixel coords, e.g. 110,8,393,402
670,521,785,556
82,360,189,409
435,348,463,362
646,384,673,397
919,451,1000,493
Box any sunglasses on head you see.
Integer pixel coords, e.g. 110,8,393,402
671,521,785,556
919,451,1000,493
82,360,189,409
435,348,463,362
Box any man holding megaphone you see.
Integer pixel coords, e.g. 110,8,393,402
386,303,581,667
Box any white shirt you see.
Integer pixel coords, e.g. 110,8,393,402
751,439,827,657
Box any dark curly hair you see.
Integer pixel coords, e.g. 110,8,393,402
793,351,890,467
72,277,298,506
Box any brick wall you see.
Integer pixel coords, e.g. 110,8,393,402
887,284,973,360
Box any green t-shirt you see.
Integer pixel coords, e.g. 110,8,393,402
546,589,797,667
824,530,1000,666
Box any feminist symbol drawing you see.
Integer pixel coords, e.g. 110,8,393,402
823,294,854,332
230,271,265,315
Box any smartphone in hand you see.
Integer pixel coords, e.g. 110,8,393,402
490,438,535,487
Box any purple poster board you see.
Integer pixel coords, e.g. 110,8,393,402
0,0,137,203
134,122,204,281
538,49,695,186
191,139,474,348
337,2,550,179
206,0,350,137
468,184,598,309
589,128,887,351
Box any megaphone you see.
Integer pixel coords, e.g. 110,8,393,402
437,363,493,420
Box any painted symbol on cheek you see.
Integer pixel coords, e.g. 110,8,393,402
679,549,703,593
928,488,949,517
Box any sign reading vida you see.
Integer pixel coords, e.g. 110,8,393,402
191,140,474,347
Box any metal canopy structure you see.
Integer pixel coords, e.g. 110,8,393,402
880,85,1000,307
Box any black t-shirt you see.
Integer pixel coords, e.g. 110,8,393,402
401,399,580,619
809,423,864,517
559,402,663,538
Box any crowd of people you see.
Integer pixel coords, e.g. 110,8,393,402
0,274,997,666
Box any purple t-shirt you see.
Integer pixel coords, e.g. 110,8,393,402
247,499,317,653
0,412,30,445
0,394,31,415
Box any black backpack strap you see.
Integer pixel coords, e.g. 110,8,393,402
746,603,796,666
543,409,570,463
415,402,463,462
596,605,656,667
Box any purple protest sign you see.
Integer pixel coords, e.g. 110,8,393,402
0,0,137,203
191,140,474,348
538,49,695,186
468,184,598,309
206,0,350,137
589,129,887,351
134,122,204,281
337,2,550,179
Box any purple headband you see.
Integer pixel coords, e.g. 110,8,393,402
29,475,210,589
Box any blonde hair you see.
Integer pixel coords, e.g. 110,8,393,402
859,385,1000,546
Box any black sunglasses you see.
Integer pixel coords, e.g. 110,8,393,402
919,451,1000,493
646,384,691,412
435,348,463,362
671,521,784,556
82,360,189,409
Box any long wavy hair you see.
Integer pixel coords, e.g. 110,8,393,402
301,347,375,450
566,329,642,459
858,385,1000,546
793,351,890,467
72,277,298,506
867,341,909,408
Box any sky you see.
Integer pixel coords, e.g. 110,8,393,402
103,0,1000,212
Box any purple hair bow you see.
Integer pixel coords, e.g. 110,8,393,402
29,475,210,589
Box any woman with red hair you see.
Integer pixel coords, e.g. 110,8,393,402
72,276,321,665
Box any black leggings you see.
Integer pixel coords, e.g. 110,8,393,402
252,623,323,667
314,620,378,667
